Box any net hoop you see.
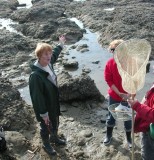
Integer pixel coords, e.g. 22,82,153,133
114,39,151,94
108,103,132,121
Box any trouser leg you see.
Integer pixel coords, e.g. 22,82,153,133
40,121,56,155
103,126,114,145
124,113,132,148
125,130,132,148
104,96,119,145
49,117,66,145
141,132,154,160
106,96,118,127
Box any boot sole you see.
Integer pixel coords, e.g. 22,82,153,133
42,146,57,156
127,142,132,148
50,139,66,145
103,137,112,146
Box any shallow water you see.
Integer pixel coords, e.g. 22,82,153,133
0,18,19,33
63,18,111,94
104,8,115,11
17,0,32,9
0,0,32,33
18,86,32,105
74,0,86,1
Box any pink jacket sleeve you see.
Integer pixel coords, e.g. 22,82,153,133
133,102,154,123
104,60,114,87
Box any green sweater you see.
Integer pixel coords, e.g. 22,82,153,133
29,45,62,121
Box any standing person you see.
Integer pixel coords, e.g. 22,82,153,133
128,85,154,159
103,39,132,147
29,35,66,156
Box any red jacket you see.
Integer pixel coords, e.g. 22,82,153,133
104,58,127,101
133,85,154,133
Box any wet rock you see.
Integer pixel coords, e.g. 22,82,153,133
100,119,106,124
0,0,18,17
80,48,89,53
66,117,74,122
79,130,93,138
58,72,104,102
76,44,88,51
74,151,84,158
17,4,26,7
60,105,68,112
57,57,63,63
24,67,31,74
71,101,80,108
92,60,100,64
77,137,86,146
63,60,78,69
6,131,27,148
14,52,31,65
66,0,154,60
10,1,83,43
82,68,91,73
85,102,92,109
70,45,77,49
0,77,35,132
0,30,34,56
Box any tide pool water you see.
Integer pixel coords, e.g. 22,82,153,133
17,0,32,8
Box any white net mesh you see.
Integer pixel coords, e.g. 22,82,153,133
108,103,132,121
114,39,151,94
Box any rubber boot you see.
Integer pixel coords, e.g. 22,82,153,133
50,131,66,145
42,136,56,155
126,131,132,148
103,127,113,145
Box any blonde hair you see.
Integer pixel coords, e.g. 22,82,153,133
109,39,124,49
35,43,52,58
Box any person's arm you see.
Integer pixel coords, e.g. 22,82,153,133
128,98,154,123
104,60,114,87
51,35,66,64
50,46,62,64
104,62,130,100
29,73,49,124
111,84,130,100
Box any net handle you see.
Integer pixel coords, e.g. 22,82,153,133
132,110,135,160
130,95,135,160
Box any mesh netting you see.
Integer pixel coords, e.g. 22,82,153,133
108,103,132,121
114,39,151,94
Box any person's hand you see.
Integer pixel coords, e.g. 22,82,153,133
59,35,66,45
119,93,131,101
131,94,136,100
127,99,138,107
42,115,50,126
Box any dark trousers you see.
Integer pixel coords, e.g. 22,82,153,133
40,117,59,139
141,132,154,160
106,96,132,131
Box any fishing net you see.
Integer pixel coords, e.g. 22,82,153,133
109,39,151,121
108,103,132,121
114,39,151,94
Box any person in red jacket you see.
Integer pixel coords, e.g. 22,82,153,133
128,83,154,160
103,39,132,147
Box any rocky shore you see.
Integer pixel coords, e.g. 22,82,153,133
66,0,154,60
0,0,153,159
